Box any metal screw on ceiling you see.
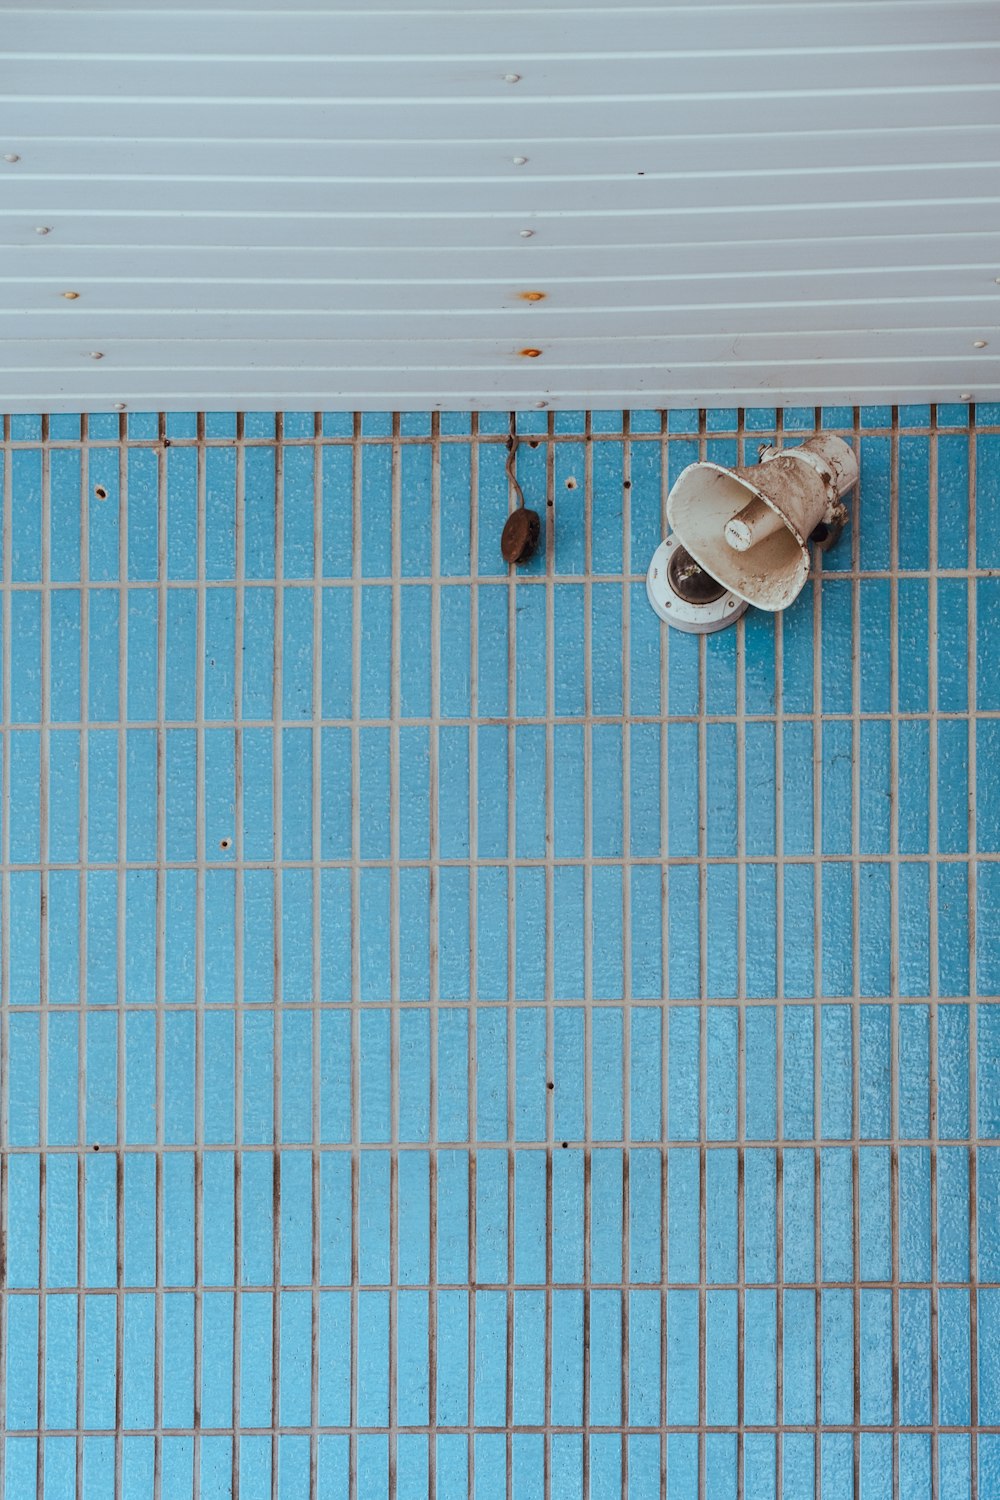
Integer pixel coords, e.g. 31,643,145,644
61,291,80,299
518,229,535,238
3,153,19,163
974,340,988,348
502,73,521,83
512,156,528,165
35,226,51,235
89,352,104,360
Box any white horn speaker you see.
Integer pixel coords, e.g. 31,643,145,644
664,434,858,613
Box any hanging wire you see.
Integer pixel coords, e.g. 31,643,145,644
505,411,526,510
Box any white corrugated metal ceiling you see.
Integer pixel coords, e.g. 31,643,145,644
2,0,999,410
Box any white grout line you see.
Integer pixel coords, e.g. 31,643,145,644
77,413,92,1500
0,706,992,727
309,410,324,1500
270,413,286,1500
966,408,979,1500
581,408,595,1500
656,408,670,1500
153,412,169,1500
36,415,51,1500
927,404,942,1500
348,410,363,1500
543,409,556,1500
0,413,10,1500
427,409,442,1500
0,1134,982,1153
114,411,129,1500
232,410,248,1500
388,411,402,1500
889,407,903,1491
734,408,747,1500
805,397,823,1500
695,406,710,1500
195,406,210,1500
1,427,997,452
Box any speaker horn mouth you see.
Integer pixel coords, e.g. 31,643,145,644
666,462,809,612
658,435,856,618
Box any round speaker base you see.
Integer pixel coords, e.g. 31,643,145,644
646,535,748,634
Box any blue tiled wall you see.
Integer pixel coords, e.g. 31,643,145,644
1,406,999,1497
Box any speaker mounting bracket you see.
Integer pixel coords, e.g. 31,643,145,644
808,498,849,553
646,534,749,634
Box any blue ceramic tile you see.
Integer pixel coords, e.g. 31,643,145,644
821,1289,853,1424
938,864,971,997
820,1149,853,1280
821,581,852,713
744,1292,777,1424
0,406,987,1495
666,1290,699,1422
667,1148,700,1283
782,1289,816,1424
705,865,738,999
629,438,663,573
819,1435,853,1500
782,1149,815,1283
859,1289,893,1424
705,1150,738,1282
744,1149,776,1282
705,1290,738,1422
706,1009,738,1140
858,1147,892,1281
630,1007,662,1140
939,1288,971,1424
939,1435,973,1500
899,435,930,569
629,1148,661,1281
782,1005,814,1138
935,432,971,569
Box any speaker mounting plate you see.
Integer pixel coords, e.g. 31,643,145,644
646,535,749,634
809,498,849,553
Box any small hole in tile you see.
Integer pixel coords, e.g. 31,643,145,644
92,1143,100,1151
561,1140,568,1148
220,837,232,850
547,1081,555,1090
94,485,108,500
565,477,577,489
623,479,632,489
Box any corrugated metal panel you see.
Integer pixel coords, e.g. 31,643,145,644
1,1,998,410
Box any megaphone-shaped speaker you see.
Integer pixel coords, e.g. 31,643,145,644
665,434,858,613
